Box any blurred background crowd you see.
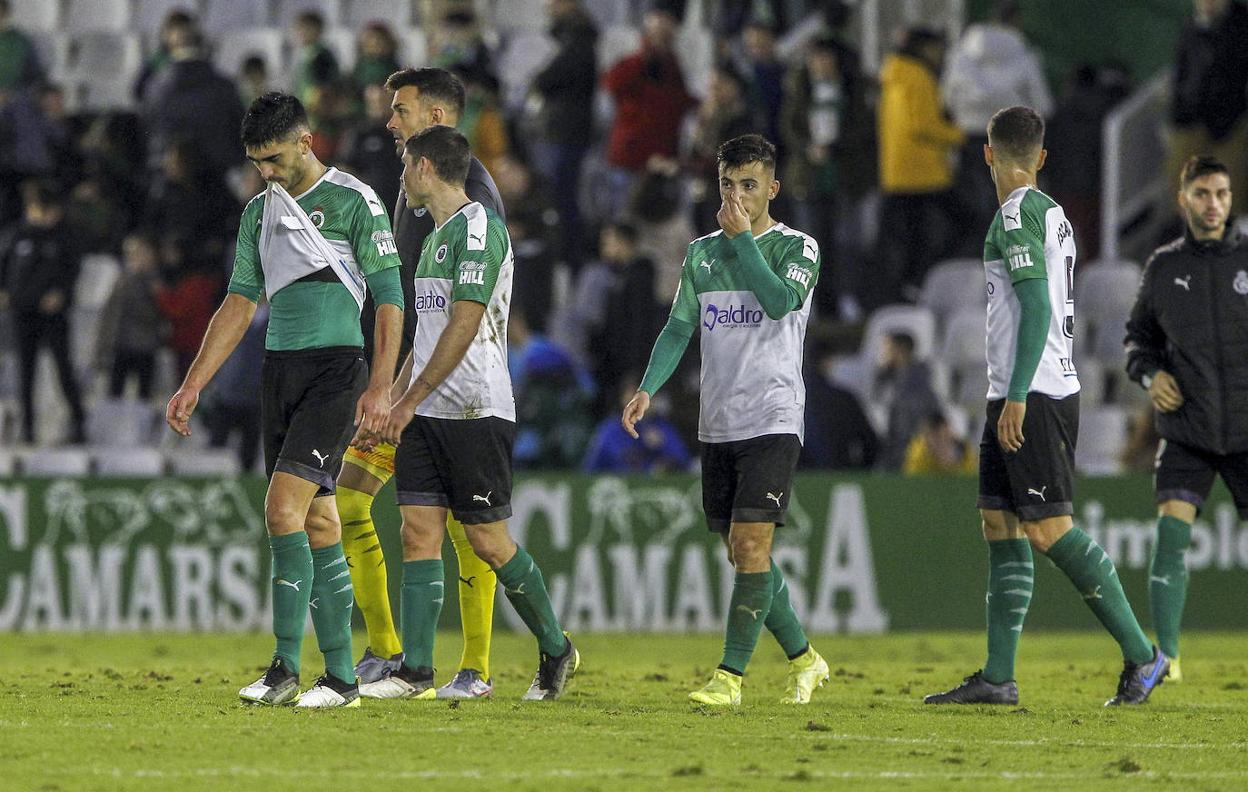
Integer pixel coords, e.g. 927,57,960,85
0,0,1243,479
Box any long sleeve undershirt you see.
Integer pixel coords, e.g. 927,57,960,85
1008,277,1050,401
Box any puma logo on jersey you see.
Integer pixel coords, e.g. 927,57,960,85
701,258,715,272
473,492,493,506
765,492,783,507
312,449,329,467
736,605,763,620
1027,486,1047,501
1003,212,1019,224
1174,275,1191,291
275,578,302,592
467,231,485,248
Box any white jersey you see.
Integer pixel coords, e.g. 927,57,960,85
410,202,515,421
983,185,1080,400
666,224,821,443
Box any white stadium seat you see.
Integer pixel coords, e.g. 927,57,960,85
28,31,72,82
65,32,143,110
497,30,556,110
938,307,988,407
93,447,167,477
63,0,132,33
88,399,161,447
168,449,242,476
19,448,92,477
1076,405,1129,475
395,27,426,66
202,0,273,35
320,25,357,71
273,0,342,28
214,27,286,83
134,0,205,37
919,258,985,341
343,0,412,28
9,0,61,32
597,24,639,70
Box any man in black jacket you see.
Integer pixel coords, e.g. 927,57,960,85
0,180,86,444
1124,154,1248,682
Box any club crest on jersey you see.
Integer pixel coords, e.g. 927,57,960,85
1235,270,1248,295
1006,244,1034,272
435,243,448,263
413,206,428,217
309,208,326,228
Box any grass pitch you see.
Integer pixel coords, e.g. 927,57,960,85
3,631,1248,791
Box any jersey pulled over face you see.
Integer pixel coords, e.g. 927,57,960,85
983,185,1080,400
230,167,399,351
668,224,820,443
410,202,515,421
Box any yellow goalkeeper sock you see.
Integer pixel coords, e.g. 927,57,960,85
337,486,402,659
448,516,496,678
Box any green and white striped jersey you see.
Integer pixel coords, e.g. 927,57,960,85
667,223,820,443
982,185,1080,400
410,202,514,421
229,167,399,351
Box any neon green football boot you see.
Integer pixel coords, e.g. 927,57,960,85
689,669,742,706
1166,656,1182,682
781,647,830,704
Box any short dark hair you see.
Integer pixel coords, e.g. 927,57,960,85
716,133,777,173
385,67,466,118
1180,155,1230,187
295,10,324,31
987,105,1045,161
403,125,471,186
240,92,309,148
604,220,638,245
886,331,915,355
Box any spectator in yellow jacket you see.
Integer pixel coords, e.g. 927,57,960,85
871,28,972,308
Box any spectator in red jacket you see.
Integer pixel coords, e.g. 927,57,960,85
600,6,696,219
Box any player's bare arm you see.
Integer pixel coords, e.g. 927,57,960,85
165,293,257,437
997,400,1026,453
621,390,651,439
353,302,403,438
381,299,487,444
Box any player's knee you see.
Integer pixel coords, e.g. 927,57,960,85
728,537,768,571
304,508,341,547
1022,516,1072,553
264,500,304,535
463,521,513,567
400,520,441,558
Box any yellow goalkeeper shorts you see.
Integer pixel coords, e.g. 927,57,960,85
343,441,397,481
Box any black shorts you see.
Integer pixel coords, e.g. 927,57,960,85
394,415,515,525
978,392,1079,521
1155,439,1248,519
702,433,802,533
261,347,367,497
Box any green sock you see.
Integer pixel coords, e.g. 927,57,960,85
269,531,313,676
495,546,567,657
309,543,355,683
1045,527,1153,665
1149,515,1192,659
983,539,1033,684
764,560,808,659
720,570,774,675
400,559,445,670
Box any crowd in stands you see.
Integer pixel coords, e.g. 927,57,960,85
0,0,1244,478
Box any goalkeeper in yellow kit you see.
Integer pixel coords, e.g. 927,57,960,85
339,67,506,697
